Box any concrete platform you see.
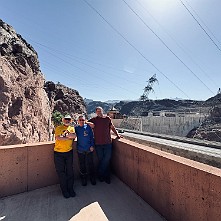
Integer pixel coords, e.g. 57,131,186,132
0,176,165,221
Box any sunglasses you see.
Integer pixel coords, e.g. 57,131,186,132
64,118,71,121
79,119,85,121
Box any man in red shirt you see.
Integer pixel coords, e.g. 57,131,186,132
88,107,122,184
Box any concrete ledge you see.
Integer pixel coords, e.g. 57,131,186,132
0,141,86,197
122,132,221,168
0,146,28,197
112,138,221,221
1,139,221,220
121,128,221,149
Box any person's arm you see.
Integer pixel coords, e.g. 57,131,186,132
55,136,72,141
66,127,76,139
86,121,95,129
66,133,76,139
86,118,95,128
55,132,76,140
55,126,68,140
55,127,76,140
110,124,122,139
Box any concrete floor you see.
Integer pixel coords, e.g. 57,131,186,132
0,176,165,221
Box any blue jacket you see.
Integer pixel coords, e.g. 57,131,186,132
75,124,94,152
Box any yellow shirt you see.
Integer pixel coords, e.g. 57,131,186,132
54,125,75,152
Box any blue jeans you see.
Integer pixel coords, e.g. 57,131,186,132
95,144,112,179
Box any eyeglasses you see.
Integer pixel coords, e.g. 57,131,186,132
79,119,85,121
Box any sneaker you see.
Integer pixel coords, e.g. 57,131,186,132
90,177,96,185
62,192,70,198
69,190,76,197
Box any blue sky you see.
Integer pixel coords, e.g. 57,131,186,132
1,0,221,101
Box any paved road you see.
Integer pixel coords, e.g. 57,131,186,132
122,131,221,168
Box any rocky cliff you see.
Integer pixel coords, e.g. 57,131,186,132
44,81,86,117
0,19,52,145
0,19,87,146
187,94,221,142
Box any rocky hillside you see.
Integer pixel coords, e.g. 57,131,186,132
114,99,204,116
86,100,113,114
0,19,51,145
187,94,221,142
44,81,86,116
86,98,207,116
0,19,86,146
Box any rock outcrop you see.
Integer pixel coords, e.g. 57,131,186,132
187,94,221,142
44,81,86,117
0,19,51,145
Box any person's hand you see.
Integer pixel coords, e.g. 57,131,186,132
62,130,69,137
86,121,95,128
90,146,94,152
66,133,76,139
116,134,123,139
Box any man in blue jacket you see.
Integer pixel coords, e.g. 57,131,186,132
75,115,96,186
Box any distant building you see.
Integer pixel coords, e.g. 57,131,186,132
107,106,123,119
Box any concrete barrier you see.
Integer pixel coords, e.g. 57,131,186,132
112,138,221,221
1,139,221,221
0,141,88,197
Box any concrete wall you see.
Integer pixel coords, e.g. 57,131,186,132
111,119,124,128
112,138,221,221
117,118,141,131
1,139,221,221
117,115,205,136
141,115,205,136
0,142,84,197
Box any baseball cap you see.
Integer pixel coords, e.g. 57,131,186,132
64,115,71,119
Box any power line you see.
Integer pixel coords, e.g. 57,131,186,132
39,59,128,98
29,39,145,87
179,0,221,53
30,39,140,96
183,0,221,47
2,3,154,100
134,0,219,89
29,38,146,78
122,0,215,95
82,0,191,99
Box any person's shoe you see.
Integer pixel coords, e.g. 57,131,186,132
90,177,96,185
81,177,87,186
69,190,76,197
62,192,70,198
104,177,111,184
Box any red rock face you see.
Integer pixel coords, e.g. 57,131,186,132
44,81,87,117
0,19,86,145
0,19,52,145
0,57,52,145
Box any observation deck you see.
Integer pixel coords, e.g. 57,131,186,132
0,136,221,221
